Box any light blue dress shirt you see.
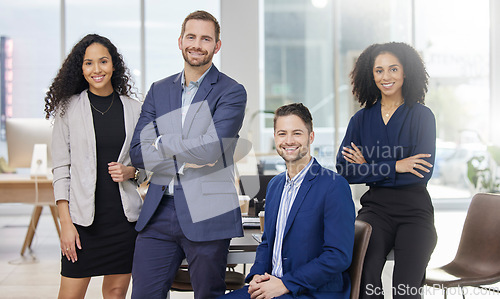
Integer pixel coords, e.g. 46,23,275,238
272,157,314,277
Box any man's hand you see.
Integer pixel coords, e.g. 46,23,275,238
185,161,216,169
248,273,289,299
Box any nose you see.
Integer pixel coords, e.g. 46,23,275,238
382,70,391,80
193,38,202,49
93,63,101,73
285,134,294,144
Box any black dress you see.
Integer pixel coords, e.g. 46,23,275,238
61,91,138,278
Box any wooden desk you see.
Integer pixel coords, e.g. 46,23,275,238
0,174,60,255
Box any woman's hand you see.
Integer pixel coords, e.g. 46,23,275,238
60,219,81,263
396,153,433,178
108,162,135,182
342,142,367,164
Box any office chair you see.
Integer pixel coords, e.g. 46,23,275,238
349,220,372,299
425,193,500,299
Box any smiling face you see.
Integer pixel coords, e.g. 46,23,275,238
178,19,221,69
274,114,314,167
372,52,405,100
82,43,114,96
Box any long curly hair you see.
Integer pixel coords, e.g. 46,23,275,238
350,42,429,108
44,34,136,119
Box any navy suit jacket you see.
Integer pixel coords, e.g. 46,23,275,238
247,159,355,298
130,65,247,241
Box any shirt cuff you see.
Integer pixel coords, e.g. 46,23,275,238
153,135,162,150
178,163,186,175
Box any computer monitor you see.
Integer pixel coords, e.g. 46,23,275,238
6,118,52,169
239,174,274,202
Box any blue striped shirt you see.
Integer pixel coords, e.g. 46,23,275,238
272,157,314,277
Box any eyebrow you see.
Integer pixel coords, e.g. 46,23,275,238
374,64,400,68
185,33,213,40
83,56,109,62
276,129,304,133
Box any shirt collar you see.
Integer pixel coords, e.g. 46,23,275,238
285,157,314,186
181,64,213,89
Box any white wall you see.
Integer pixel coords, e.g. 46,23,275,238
220,0,261,151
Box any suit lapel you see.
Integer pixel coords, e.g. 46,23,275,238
170,75,183,133
266,174,286,244
80,91,97,166
283,159,319,237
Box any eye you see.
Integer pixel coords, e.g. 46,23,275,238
391,67,398,72
375,69,382,74
84,62,92,66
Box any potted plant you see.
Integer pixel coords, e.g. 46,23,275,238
467,145,500,193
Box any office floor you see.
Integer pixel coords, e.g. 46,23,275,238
1,200,500,299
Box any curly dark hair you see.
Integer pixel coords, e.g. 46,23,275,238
350,42,429,108
44,34,136,119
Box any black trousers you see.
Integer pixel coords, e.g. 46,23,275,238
357,185,437,299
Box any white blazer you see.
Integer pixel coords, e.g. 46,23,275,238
51,90,143,226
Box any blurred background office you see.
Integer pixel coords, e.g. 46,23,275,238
1,0,498,199
0,0,499,297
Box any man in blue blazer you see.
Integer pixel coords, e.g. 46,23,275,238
223,103,355,299
129,11,247,299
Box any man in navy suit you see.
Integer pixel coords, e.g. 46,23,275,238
222,103,355,299
129,10,247,299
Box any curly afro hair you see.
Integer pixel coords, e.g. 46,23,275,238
44,34,136,119
350,42,429,108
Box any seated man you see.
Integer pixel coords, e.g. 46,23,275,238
222,103,355,299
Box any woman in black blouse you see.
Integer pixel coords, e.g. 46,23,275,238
44,34,143,299
336,42,437,299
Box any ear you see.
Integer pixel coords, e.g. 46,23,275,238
309,131,315,144
178,36,182,50
214,40,222,54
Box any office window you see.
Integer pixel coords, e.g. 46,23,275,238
144,0,220,90
261,0,412,168
66,0,142,95
0,0,60,118
415,0,490,195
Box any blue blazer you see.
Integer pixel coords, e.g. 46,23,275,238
130,65,247,241
247,159,355,298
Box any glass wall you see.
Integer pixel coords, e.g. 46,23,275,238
260,0,490,198
0,0,60,118
261,0,413,170
415,0,490,195
66,0,141,93
0,0,219,121
144,0,220,89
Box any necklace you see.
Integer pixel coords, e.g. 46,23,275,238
90,92,115,115
381,101,403,118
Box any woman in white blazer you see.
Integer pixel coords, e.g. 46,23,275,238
44,34,144,299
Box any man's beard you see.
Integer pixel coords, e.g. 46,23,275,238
182,47,214,67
